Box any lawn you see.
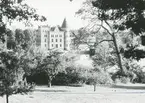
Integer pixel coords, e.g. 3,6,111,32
1,84,145,103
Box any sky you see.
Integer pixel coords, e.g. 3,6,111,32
11,0,86,30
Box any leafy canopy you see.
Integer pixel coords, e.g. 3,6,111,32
0,0,46,42
92,0,145,34
0,50,33,96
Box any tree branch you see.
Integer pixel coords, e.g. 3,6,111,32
97,24,113,36
95,39,113,47
104,20,112,31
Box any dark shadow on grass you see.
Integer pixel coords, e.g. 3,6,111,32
111,84,145,90
34,89,68,92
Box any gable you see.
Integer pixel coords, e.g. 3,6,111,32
54,26,60,32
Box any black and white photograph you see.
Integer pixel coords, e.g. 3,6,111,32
0,0,145,103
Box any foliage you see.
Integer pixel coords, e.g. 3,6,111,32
0,50,34,103
6,29,16,50
15,29,36,50
71,28,91,49
65,66,88,84
76,0,145,73
114,77,130,84
52,73,70,85
87,68,113,85
50,52,84,85
38,51,64,87
124,46,145,61
111,59,145,83
92,0,145,34
92,41,117,69
0,0,46,42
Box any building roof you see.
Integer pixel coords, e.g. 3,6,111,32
50,26,64,31
61,18,67,29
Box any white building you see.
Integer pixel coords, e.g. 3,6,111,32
36,18,72,51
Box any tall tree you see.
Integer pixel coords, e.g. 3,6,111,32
15,29,36,50
6,29,16,49
71,28,90,49
0,50,33,103
40,51,64,87
76,0,145,74
0,0,46,42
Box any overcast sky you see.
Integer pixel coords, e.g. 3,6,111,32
10,0,86,30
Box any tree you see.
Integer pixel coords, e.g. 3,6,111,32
87,69,113,91
92,41,117,70
15,29,25,46
76,0,145,74
0,50,33,103
71,28,90,49
15,29,36,50
40,51,64,87
0,0,46,42
6,29,16,50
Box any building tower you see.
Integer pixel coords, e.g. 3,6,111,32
61,18,71,50
37,25,50,50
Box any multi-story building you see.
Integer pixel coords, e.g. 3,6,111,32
36,18,72,51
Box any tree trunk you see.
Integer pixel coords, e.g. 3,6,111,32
112,34,124,73
6,94,9,103
48,76,52,88
48,80,52,88
93,83,96,91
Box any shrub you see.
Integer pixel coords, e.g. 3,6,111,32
115,77,130,84
87,70,113,85
52,73,70,85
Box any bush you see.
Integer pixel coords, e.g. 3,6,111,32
87,71,113,85
52,73,70,85
52,72,87,85
115,77,130,84
134,71,145,83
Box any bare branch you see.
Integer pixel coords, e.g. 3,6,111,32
96,24,112,36
71,31,78,39
95,39,113,47
104,20,113,31
95,20,103,33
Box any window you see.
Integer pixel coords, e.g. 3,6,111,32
60,44,62,47
45,44,47,47
51,35,54,37
60,35,62,37
52,39,53,42
56,39,57,42
45,35,47,37
56,35,58,37
60,39,62,42
45,39,46,42
56,44,58,48
52,44,53,47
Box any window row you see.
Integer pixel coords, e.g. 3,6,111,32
51,35,62,37
52,44,62,48
42,30,48,32
44,39,62,42
52,39,62,42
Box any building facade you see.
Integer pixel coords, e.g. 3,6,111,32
36,18,72,51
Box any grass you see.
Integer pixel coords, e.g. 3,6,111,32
1,84,145,103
